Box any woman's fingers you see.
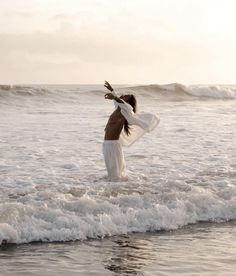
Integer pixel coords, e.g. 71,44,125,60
104,93,113,99
104,81,111,89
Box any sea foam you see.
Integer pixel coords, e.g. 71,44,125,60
1,183,236,245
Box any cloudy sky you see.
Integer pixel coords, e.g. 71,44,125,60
1,0,236,84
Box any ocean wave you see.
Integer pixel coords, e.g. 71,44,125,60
0,85,52,97
1,184,236,245
122,83,236,100
185,84,236,99
0,84,235,102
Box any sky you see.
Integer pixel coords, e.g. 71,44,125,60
1,0,236,84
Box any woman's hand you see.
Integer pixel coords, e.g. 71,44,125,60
104,81,113,92
104,93,115,100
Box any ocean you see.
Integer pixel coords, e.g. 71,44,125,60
0,83,236,275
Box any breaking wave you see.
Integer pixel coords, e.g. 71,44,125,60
122,83,236,100
1,183,236,245
0,83,236,103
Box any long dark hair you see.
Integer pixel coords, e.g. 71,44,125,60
123,94,137,136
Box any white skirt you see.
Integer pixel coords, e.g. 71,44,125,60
103,140,125,181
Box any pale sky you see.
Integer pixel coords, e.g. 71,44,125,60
1,0,236,84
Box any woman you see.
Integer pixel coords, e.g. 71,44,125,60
103,81,160,181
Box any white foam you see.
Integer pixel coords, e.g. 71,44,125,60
187,85,236,99
0,185,236,245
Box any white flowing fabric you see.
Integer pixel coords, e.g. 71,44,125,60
111,90,160,147
103,140,125,181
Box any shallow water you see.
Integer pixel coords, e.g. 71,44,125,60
0,84,236,274
1,221,235,276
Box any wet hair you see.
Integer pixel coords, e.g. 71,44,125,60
123,94,137,136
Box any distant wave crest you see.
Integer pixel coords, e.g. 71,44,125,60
0,85,51,97
0,83,236,103
122,83,236,100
